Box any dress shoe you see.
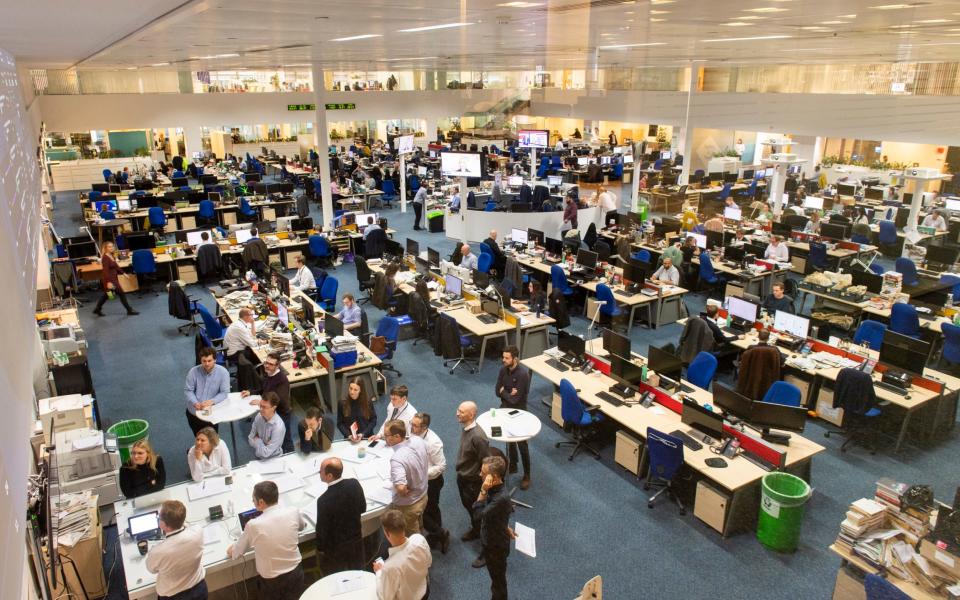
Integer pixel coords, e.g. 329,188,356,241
508,463,518,474
127,310,140,315
460,529,479,541
520,476,531,490
472,556,486,568
440,529,450,554
92,310,104,316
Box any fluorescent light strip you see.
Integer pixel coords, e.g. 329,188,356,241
330,34,382,42
381,56,438,62
398,22,473,33
598,42,667,49
701,34,792,42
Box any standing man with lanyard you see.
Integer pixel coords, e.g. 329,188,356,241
370,385,417,442
412,184,427,231
411,412,450,553
145,500,206,600
494,346,532,490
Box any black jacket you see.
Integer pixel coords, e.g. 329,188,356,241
196,243,222,279
548,289,571,330
364,228,387,259
473,484,514,551
298,417,334,453
119,457,166,498
315,478,366,554
833,368,878,416
167,282,191,320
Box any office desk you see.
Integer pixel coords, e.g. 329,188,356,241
523,352,824,536
438,305,514,373
115,445,391,599
829,543,940,600
337,189,384,213
784,239,877,273
90,218,130,245
636,242,781,298
301,571,377,600
579,278,686,331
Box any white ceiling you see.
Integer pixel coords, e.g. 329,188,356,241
10,0,960,71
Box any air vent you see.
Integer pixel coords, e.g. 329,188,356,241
538,0,629,14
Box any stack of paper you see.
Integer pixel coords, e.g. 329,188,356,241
273,473,305,494
187,477,231,501
248,458,287,475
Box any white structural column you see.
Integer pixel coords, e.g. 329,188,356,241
184,125,204,160
424,117,438,144
677,65,698,185
631,140,642,211
903,170,945,232
311,66,334,230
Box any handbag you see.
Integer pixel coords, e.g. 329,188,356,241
117,273,139,293
368,335,387,355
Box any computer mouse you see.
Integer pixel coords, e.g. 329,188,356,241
791,354,797,359
905,394,911,400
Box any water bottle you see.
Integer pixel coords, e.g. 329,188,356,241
641,364,648,382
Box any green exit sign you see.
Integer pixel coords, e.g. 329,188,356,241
325,103,356,110
287,104,316,111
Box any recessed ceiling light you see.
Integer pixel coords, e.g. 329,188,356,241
889,24,914,28
917,18,951,22
650,0,673,4
650,9,670,14
150,62,169,67
496,1,542,6
744,7,788,12
598,41,667,49
839,13,857,17
725,22,751,26
330,34,382,41
821,20,844,24
740,15,766,20
701,34,792,42
398,22,473,32
800,26,830,30
650,17,666,21
870,4,912,9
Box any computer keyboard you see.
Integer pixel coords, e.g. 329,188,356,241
477,314,499,325
875,380,909,396
669,430,703,451
615,289,636,298
679,383,695,394
545,358,569,372
596,391,625,406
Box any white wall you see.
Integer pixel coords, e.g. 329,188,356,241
0,47,44,600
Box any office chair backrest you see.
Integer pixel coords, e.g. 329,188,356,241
878,220,897,245
868,262,885,275
942,323,960,365
894,257,919,286
355,256,372,283
479,242,493,257
864,574,911,600
100,210,116,220
199,200,215,218
699,252,717,281
382,179,395,195
853,320,887,351
309,234,329,257
375,317,401,359
478,253,493,274
634,249,651,263
320,276,338,302
809,242,828,268
686,352,718,390
240,197,254,215
594,240,611,263
762,381,802,407
148,206,166,226
889,303,920,338
551,265,572,294
646,427,684,480
596,284,617,315
718,183,733,200
559,379,587,425
131,249,156,274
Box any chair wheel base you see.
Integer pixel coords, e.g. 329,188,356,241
647,502,654,509
679,508,686,516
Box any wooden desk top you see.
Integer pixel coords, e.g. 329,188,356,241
829,544,941,600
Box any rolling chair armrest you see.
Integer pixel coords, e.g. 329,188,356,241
585,405,602,415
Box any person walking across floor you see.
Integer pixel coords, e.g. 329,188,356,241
411,412,450,553
494,346,532,490
93,241,139,316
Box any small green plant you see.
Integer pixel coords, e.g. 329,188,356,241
134,147,150,157
712,148,741,158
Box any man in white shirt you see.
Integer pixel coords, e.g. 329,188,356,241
223,308,258,362
145,500,206,600
386,420,430,536
228,481,304,599
290,255,316,291
411,412,450,553
651,257,680,286
370,385,418,442
374,509,432,600
922,209,948,232
595,186,617,213
764,235,790,262
460,244,479,272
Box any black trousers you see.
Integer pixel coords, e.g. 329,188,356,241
94,286,133,313
280,411,294,454
413,202,423,229
484,547,509,600
317,539,364,575
423,475,445,547
185,410,218,436
159,579,208,600
507,441,530,477
257,564,303,600
456,474,482,533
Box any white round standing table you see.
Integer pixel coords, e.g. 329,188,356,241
476,408,542,509
299,570,377,600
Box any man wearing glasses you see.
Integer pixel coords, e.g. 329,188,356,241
241,352,293,453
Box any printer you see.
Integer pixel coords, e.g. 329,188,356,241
38,393,88,443
51,428,121,506
39,323,86,357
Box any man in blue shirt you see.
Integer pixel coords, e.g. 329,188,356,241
334,293,363,331
362,216,381,240
249,392,286,459
460,244,478,272
184,347,230,435
449,187,461,212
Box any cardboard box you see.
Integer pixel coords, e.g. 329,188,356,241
586,297,602,320
551,391,563,426
920,538,960,578
117,273,139,293
467,299,482,314
816,385,844,427
285,250,303,269
178,264,198,284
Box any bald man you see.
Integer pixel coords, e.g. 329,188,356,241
460,243,479,272
456,401,490,541
315,457,366,574
482,230,506,275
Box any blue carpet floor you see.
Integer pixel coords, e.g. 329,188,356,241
51,186,960,600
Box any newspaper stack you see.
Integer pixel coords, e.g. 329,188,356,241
54,490,97,547
875,478,932,544
837,498,887,555
330,334,359,354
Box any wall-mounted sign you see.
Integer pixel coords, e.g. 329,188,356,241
287,104,316,111
324,103,356,110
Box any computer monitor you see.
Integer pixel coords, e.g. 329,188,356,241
472,269,490,289
186,230,212,246
544,237,564,257
723,172,738,184
880,329,931,376
427,247,440,267
576,249,598,270
803,196,824,210
727,296,758,324
819,222,848,240
602,328,630,359
648,345,683,380
527,228,545,246
837,182,857,197
742,169,755,180
865,187,884,201
417,166,427,176
774,310,810,339
750,401,807,434
708,172,723,183
772,221,793,238
291,217,314,232
511,228,528,245
302,301,316,326
445,274,463,297
406,238,419,257
681,398,725,440
276,303,289,327
235,229,254,244
271,270,291,298
764,167,775,177
713,382,754,421
705,230,724,250
324,313,345,337
125,233,156,251
622,260,649,285
66,240,99,259
601,156,612,165
92,183,110,193
609,354,645,388
385,238,403,259
508,175,523,187
945,198,960,213
690,233,708,249
851,269,883,293
660,150,672,160
724,206,742,221
94,199,118,213
623,154,634,164
926,244,960,267
557,331,586,361
577,157,590,167
547,175,562,186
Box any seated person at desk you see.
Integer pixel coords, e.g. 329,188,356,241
704,215,725,233
681,235,701,263
757,202,774,223
119,439,166,498
730,228,748,245
764,235,790,262
761,282,795,315
460,243,479,271
334,293,363,331
184,347,230,435
242,228,270,274
526,281,547,313
187,426,232,482
337,377,378,441
298,406,334,453
362,216,381,240
724,197,737,208
804,212,821,234
241,352,293,453
638,173,649,190
651,257,680,285
854,206,871,226
248,392,286,460
224,307,259,363
449,186,461,212
922,208,949,232
660,241,683,268
289,255,316,291
703,304,740,346
482,230,506,274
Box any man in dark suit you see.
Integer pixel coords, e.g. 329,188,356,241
482,230,506,277
314,457,367,575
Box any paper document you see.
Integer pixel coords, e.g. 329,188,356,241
248,458,287,474
304,481,329,498
300,503,318,526
273,473,305,494
206,393,260,425
362,482,394,506
514,522,537,558
332,572,368,595
187,477,230,501
352,463,380,480
293,457,323,479
203,523,224,545
71,434,103,451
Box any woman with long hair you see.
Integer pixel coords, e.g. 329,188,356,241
337,377,377,442
93,241,138,316
119,439,165,498
186,426,231,481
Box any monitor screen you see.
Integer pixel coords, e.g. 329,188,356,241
750,401,807,434
511,228,528,245
603,328,630,359
440,152,482,178
865,187,884,201
727,296,758,324
445,274,462,297
417,166,427,176
577,157,590,167
94,199,118,213
803,196,824,210
852,269,883,293
517,129,549,149
324,313,345,337
705,230,724,250
774,310,810,339
527,228,545,246
681,398,725,440
557,331,586,360
820,222,848,240
690,233,708,249
186,230,211,246
427,247,440,267
708,172,723,183
544,237,564,257
879,329,931,375
67,240,99,259
623,154,634,164
724,206,742,221
406,238,419,257
277,303,289,327
601,156,612,165
128,512,160,537
576,249,598,270
926,244,960,266
837,183,857,197
660,150,672,160
508,176,523,187
944,198,960,212
742,169,755,180
548,175,562,186
713,382,753,421
125,233,156,251
723,172,738,184
648,345,683,380
395,134,415,154
610,354,645,388
764,167,775,177
235,229,253,244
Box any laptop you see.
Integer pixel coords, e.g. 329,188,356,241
128,511,161,541
238,508,262,530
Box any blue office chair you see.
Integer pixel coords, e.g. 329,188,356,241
762,381,802,407
550,265,574,297
100,210,116,220
632,249,651,263
147,206,167,234
686,352,717,390
644,427,685,514
940,323,960,369
197,328,227,366
409,174,420,196
868,262,885,275
878,220,898,256
131,249,158,296
851,233,871,244
693,169,705,180
555,378,603,460
890,303,921,339
313,179,323,199
309,234,333,268
697,252,724,298
894,257,919,286
853,320,887,351
239,197,257,221
536,157,549,179
478,253,493,274
318,276,338,311
551,155,562,173
737,179,758,199
942,274,960,304
653,159,665,170
808,241,829,271
198,200,216,226
717,183,734,202
612,162,624,180
479,242,493,257
485,200,497,212
173,170,185,179
102,169,112,183
373,316,402,377
864,574,910,600
381,179,397,208
595,284,621,329
197,304,226,341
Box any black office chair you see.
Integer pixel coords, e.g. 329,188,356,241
364,228,387,259
354,257,376,304
823,368,882,454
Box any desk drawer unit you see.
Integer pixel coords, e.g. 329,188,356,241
694,480,730,534
614,430,642,475
551,391,563,426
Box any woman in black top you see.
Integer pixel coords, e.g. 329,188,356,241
337,377,378,441
118,439,166,498
527,281,547,314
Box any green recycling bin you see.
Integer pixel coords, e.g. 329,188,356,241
757,472,812,553
107,419,150,463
